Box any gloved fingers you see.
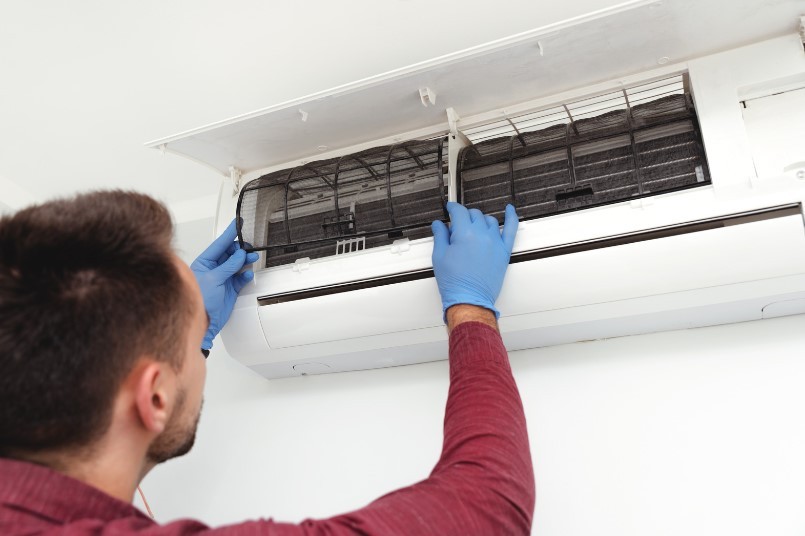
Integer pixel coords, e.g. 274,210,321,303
245,252,260,265
485,214,500,230
501,204,519,254
468,208,485,225
216,241,240,266
431,219,450,259
445,202,470,230
233,270,255,293
197,220,239,264
212,248,247,281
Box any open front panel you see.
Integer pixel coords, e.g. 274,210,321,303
238,138,447,267
458,74,711,221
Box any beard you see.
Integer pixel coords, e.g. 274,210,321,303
146,388,202,465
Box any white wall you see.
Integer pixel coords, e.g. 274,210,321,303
173,217,216,265
140,235,805,535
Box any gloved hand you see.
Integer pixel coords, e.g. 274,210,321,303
191,220,260,350
431,202,519,321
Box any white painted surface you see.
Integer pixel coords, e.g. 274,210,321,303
3,2,804,533
170,193,221,226
140,313,805,535
0,172,36,211
742,87,805,179
0,202,13,217
173,217,216,266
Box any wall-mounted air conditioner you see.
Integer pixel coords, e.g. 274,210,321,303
148,0,805,378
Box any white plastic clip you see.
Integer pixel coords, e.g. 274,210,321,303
292,257,311,273
799,16,805,50
390,238,410,255
159,143,167,155
630,196,654,209
784,161,805,179
299,109,309,122
419,87,437,107
229,166,243,194
336,236,365,255
446,107,460,137
537,41,544,57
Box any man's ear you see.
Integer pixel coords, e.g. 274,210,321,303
133,361,174,434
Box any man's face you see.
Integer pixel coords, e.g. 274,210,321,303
146,258,208,464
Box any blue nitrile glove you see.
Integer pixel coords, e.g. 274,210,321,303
431,202,519,321
191,220,260,350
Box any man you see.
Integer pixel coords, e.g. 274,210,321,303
0,190,535,534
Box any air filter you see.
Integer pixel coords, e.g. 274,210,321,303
458,74,711,222
238,138,447,267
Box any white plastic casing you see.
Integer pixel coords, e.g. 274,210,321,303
149,7,805,378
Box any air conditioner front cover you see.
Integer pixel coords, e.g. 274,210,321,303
222,207,805,378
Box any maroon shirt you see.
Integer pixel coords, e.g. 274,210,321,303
0,322,535,535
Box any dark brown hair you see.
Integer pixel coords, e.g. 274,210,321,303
0,190,192,456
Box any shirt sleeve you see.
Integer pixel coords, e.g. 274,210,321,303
243,321,536,536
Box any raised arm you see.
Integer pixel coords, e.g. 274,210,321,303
72,205,534,535
249,203,535,535
190,220,259,352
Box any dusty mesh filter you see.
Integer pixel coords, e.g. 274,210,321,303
238,138,447,267
458,75,711,222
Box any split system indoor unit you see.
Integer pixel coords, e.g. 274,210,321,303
148,0,805,378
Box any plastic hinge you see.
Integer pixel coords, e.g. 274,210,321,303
291,257,311,272
630,196,655,209
229,166,243,193
390,238,410,254
419,87,436,107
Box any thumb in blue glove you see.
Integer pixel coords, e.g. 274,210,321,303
431,202,518,322
191,219,260,350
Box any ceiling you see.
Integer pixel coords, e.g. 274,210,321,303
1,0,802,216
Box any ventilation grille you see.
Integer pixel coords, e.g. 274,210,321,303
238,138,447,267
458,74,711,221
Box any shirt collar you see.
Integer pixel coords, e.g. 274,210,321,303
0,457,153,524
